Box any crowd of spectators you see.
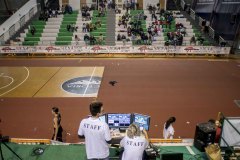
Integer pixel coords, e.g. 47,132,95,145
67,23,78,32
39,4,74,21
83,34,104,45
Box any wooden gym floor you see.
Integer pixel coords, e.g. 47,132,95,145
0,67,104,97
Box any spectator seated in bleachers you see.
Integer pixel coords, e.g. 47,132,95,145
97,7,106,17
97,34,104,45
117,34,122,41
86,23,90,32
84,34,90,45
30,26,36,36
166,32,183,46
89,23,97,32
64,4,73,14
67,24,71,32
190,35,196,45
165,40,170,46
82,23,87,32
75,35,80,45
58,5,64,14
39,9,50,21
115,7,121,14
89,35,96,45
82,9,91,21
95,18,102,27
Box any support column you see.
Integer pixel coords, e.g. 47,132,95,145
160,0,166,10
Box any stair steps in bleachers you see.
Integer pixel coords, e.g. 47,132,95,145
106,9,116,46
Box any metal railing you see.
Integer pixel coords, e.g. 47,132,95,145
219,36,225,45
208,26,215,39
218,112,240,159
0,0,39,45
180,0,186,10
185,2,229,46
190,8,195,20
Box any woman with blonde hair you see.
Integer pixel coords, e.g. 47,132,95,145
120,124,149,160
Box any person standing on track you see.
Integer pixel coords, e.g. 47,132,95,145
78,101,111,160
163,117,176,139
52,107,63,142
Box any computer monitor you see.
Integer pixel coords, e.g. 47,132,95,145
107,113,132,129
99,114,106,123
133,113,151,131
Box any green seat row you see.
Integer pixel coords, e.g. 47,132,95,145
58,32,73,36
22,41,38,46
55,41,71,45
62,21,77,25
56,36,72,41
90,32,107,36
91,28,107,32
25,37,40,41
26,33,42,37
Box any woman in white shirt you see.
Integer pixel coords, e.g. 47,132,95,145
120,124,149,160
163,117,176,139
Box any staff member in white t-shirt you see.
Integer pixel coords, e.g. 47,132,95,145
78,101,112,160
163,117,176,139
120,124,149,160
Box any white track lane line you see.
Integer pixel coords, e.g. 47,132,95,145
186,146,195,155
83,67,96,97
0,67,29,97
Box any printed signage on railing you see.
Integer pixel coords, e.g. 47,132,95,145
0,45,231,55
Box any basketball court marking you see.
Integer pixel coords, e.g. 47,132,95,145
0,67,29,97
0,67,104,97
83,66,96,97
31,67,62,97
0,74,14,89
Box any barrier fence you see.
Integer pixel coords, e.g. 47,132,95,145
0,45,230,55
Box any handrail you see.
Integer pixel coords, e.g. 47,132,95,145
0,0,39,43
190,9,195,20
208,26,215,39
188,7,229,46
219,36,225,45
180,0,186,10
198,16,204,26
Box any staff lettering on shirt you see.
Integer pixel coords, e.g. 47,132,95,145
126,140,144,146
84,123,101,130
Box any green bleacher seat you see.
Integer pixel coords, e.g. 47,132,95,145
55,41,71,45
22,41,38,46
56,36,72,41
25,37,40,41
26,33,42,37
58,32,73,36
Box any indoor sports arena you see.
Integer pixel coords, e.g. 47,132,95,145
0,0,240,159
